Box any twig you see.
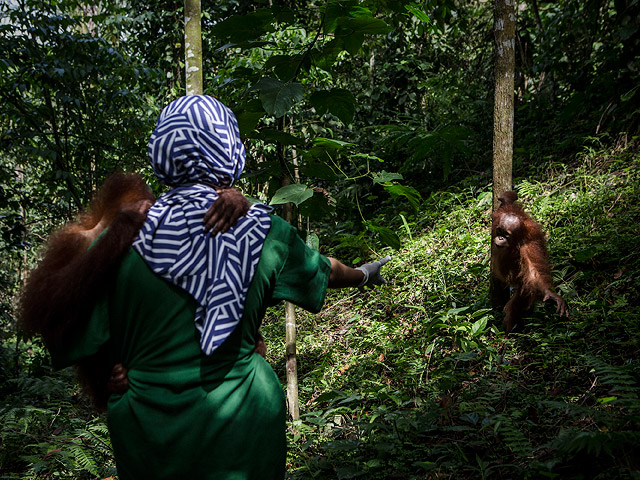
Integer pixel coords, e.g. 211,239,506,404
578,375,598,405
320,291,359,313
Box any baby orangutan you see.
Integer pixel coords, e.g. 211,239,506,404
20,172,251,408
490,191,569,333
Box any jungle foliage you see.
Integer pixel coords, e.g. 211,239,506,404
1,0,639,478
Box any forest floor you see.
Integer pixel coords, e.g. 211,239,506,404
262,139,640,479
1,140,638,479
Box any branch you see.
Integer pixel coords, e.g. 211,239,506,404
292,8,326,82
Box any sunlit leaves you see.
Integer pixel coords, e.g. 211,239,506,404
404,3,432,24
305,231,320,250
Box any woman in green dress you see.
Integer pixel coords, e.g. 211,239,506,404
45,95,390,479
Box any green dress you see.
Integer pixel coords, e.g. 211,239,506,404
50,216,331,480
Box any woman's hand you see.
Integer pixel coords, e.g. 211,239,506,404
107,363,129,395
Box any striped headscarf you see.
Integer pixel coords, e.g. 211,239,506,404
133,95,271,355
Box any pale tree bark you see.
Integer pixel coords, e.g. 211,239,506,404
492,0,516,211
491,0,516,306
282,189,300,420
184,0,203,95
279,170,300,421
285,299,299,421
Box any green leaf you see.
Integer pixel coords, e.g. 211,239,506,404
257,129,304,146
574,246,600,262
305,232,320,250
405,4,432,23
264,54,308,81
310,89,356,124
314,390,347,402
337,16,392,35
270,184,314,206
621,86,638,102
470,317,488,337
299,157,340,180
383,183,422,211
298,189,336,219
324,2,365,33
372,171,403,184
210,9,274,43
215,40,275,52
366,222,401,250
311,39,343,71
342,32,365,55
313,137,354,150
253,78,304,118
271,5,296,25
236,111,265,137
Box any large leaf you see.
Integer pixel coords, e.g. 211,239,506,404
298,188,336,219
270,184,314,206
253,77,304,118
312,137,354,150
341,33,365,55
299,158,340,181
324,2,368,33
235,99,266,137
311,39,343,71
236,112,265,137
264,54,308,81
372,171,403,184
210,9,274,43
310,89,356,124
366,222,401,250
257,129,305,146
337,16,392,35
383,184,422,212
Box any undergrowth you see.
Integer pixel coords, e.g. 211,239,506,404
261,139,640,479
1,140,638,479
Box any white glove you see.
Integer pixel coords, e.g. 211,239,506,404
356,255,391,288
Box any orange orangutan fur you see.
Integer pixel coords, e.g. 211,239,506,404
490,191,568,332
19,172,155,408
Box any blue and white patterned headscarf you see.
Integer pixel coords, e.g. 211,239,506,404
133,95,271,355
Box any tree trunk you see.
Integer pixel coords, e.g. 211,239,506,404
184,0,203,95
491,0,516,306
280,187,300,423
492,0,516,211
279,170,300,421
285,299,299,421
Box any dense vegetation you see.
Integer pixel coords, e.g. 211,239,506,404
1,0,639,478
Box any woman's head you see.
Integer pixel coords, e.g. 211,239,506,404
148,95,245,187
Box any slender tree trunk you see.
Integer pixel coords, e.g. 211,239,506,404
184,0,203,95
492,0,516,211
280,178,300,421
491,0,516,306
285,298,299,421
